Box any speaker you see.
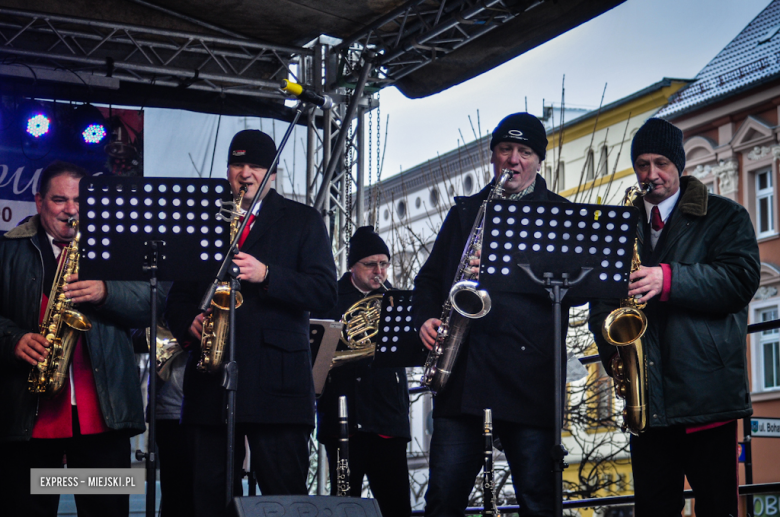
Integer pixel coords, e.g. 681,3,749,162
232,495,382,517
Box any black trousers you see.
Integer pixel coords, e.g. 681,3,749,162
323,432,412,517
630,420,739,517
185,422,312,517
0,409,130,517
157,419,194,517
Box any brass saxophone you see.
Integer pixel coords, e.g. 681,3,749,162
601,183,653,435
421,169,514,394
28,217,92,397
197,184,247,373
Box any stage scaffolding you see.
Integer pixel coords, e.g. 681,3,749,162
0,1,525,273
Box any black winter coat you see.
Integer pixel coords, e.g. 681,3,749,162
589,176,760,427
314,274,410,441
0,215,156,441
165,189,337,427
413,175,570,426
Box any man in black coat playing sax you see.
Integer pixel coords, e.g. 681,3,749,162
165,130,337,517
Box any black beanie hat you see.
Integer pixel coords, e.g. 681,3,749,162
227,130,277,169
631,118,686,175
348,226,390,269
490,112,548,161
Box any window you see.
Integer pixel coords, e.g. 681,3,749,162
397,200,406,219
415,196,421,209
585,150,595,181
595,362,612,421
556,161,565,191
760,306,780,389
429,188,439,207
464,174,474,194
598,145,609,177
756,168,775,237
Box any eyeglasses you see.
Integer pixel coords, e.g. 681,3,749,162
358,260,390,270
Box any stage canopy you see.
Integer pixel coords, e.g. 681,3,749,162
0,0,624,118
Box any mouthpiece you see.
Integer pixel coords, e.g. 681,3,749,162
641,182,654,194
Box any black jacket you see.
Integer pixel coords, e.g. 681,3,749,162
413,175,570,426
314,273,410,440
0,215,156,441
588,176,760,427
165,189,337,427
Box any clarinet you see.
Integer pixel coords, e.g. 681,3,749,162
483,409,499,516
336,395,351,497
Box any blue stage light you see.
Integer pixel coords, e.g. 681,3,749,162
26,114,51,138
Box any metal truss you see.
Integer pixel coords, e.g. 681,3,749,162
0,7,312,99
336,0,541,85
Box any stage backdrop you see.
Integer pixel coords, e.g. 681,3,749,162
0,101,143,233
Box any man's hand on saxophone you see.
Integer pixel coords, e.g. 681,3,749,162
14,333,50,366
63,272,107,305
627,265,664,304
419,318,442,350
233,251,269,283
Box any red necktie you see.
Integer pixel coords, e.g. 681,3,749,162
238,214,256,248
651,206,665,231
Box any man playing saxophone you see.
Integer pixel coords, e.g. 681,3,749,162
0,161,157,517
413,113,570,517
313,226,411,517
164,130,337,517
588,118,760,517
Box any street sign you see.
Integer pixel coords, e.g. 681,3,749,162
751,417,780,438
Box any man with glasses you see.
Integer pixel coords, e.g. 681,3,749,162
314,226,411,517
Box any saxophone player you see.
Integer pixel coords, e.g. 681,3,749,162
164,130,337,517
0,161,157,517
413,113,571,517
589,118,760,517
313,226,411,517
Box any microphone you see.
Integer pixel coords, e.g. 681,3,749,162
280,79,333,109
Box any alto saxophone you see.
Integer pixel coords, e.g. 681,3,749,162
29,217,92,397
421,169,514,394
197,184,247,374
601,183,653,435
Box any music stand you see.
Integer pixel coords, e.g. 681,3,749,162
79,176,232,517
310,319,344,397
373,290,428,368
480,199,638,517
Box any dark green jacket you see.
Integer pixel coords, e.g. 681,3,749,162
589,176,760,427
0,215,155,441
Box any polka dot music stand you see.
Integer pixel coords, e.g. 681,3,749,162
479,199,639,517
372,290,428,368
78,177,233,282
78,176,232,516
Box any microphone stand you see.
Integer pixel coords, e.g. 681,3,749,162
197,101,308,508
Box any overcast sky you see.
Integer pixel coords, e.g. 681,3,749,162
375,0,772,180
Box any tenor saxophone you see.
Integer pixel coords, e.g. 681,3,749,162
28,217,92,397
601,183,653,435
421,170,514,394
197,184,247,374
